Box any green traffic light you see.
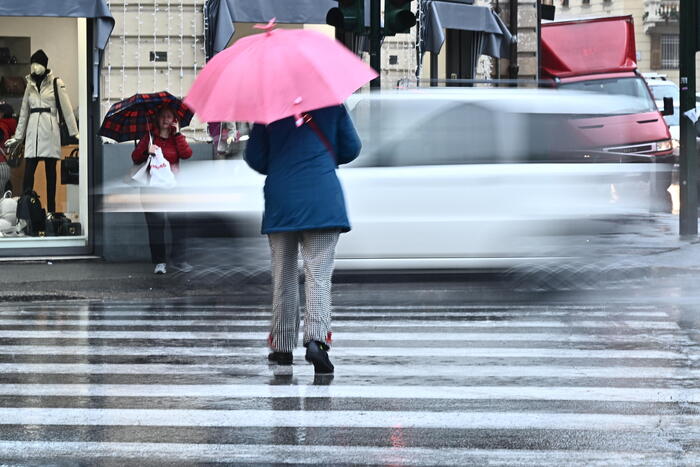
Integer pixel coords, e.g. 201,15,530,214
326,0,365,34
384,0,416,36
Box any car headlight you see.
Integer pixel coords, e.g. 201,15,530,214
656,139,673,152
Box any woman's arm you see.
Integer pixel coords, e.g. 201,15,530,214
335,105,361,165
173,133,193,160
131,134,150,164
244,123,269,175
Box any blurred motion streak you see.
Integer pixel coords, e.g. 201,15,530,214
100,89,668,271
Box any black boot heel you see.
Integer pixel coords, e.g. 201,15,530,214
304,341,334,374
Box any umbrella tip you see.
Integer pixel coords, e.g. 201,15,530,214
254,18,276,34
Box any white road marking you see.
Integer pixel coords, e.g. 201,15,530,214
0,384,698,403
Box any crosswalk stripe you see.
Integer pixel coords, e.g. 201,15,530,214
0,441,691,466
0,299,693,463
0,345,683,359
0,384,698,402
0,309,670,318
0,303,662,310
0,408,698,431
0,319,679,329
0,330,681,343
1,363,697,379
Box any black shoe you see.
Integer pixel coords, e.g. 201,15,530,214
305,341,334,374
268,351,293,365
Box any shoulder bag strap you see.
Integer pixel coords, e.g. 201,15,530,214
53,78,65,126
302,113,337,165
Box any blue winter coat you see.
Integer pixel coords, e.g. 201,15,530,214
244,105,361,234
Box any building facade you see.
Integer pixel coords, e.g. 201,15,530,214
101,1,530,107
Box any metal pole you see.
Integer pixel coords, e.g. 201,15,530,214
679,0,697,236
370,0,381,89
430,53,438,86
508,0,518,82
535,0,541,83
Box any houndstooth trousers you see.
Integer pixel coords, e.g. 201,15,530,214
267,229,340,352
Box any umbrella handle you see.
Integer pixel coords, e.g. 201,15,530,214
253,18,276,33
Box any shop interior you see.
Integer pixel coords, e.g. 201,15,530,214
0,17,87,246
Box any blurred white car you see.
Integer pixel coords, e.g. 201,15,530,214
644,75,679,153
102,88,662,270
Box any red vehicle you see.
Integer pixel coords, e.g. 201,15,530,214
541,15,674,211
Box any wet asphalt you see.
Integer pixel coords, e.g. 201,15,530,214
0,212,699,464
0,270,698,465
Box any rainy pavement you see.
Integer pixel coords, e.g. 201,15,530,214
0,275,699,466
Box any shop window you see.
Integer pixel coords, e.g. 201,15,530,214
0,18,87,251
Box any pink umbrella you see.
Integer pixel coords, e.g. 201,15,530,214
185,19,378,126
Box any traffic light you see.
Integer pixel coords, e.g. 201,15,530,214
384,0,416,36
326,0,365,34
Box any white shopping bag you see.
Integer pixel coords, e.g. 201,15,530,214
148,145,176,189
0,190,17,225
129,157,151,186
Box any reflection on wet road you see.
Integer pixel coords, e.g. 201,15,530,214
0,297,698,465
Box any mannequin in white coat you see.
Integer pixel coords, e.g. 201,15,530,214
4,50,78,214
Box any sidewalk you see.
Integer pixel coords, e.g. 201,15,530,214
0,213,699,302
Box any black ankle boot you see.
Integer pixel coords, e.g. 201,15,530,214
268,351,293,365
304,341,334,374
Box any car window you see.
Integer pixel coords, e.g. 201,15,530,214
349,99,501,167
649,84,679,101
347,98,585,167
559,77,656,113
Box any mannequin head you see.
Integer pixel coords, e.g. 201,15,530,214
30,63,46,76
30,49,48,76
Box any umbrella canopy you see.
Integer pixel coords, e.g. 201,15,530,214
99,91,194,142
185,20,378,125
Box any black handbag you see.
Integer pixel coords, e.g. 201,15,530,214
3,140,23,168
53,78,78,146
61,147,79,185
59,220,81,236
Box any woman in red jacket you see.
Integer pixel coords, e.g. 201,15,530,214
132,106,193,274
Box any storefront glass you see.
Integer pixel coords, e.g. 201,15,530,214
0,17,89,250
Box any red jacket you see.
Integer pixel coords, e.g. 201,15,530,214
0,118,17,163
131,131,193,170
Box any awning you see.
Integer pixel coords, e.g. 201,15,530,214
205,0,337,59
0,0,115,51
420,0,513,58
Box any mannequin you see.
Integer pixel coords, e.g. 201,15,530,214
4,50,78,213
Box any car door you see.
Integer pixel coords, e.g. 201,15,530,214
337,97,554,267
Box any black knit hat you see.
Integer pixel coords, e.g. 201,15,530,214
30,49,48,68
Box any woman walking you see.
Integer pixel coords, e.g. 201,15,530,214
132,106,193,274
245,104,361,374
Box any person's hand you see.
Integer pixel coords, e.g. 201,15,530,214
4,138,16,148
226,130,241,145
148,143,158,154
171,121,180,134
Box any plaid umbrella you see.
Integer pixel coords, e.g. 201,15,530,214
99,91,194,142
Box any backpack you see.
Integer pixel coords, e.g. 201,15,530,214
16,191,45,236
